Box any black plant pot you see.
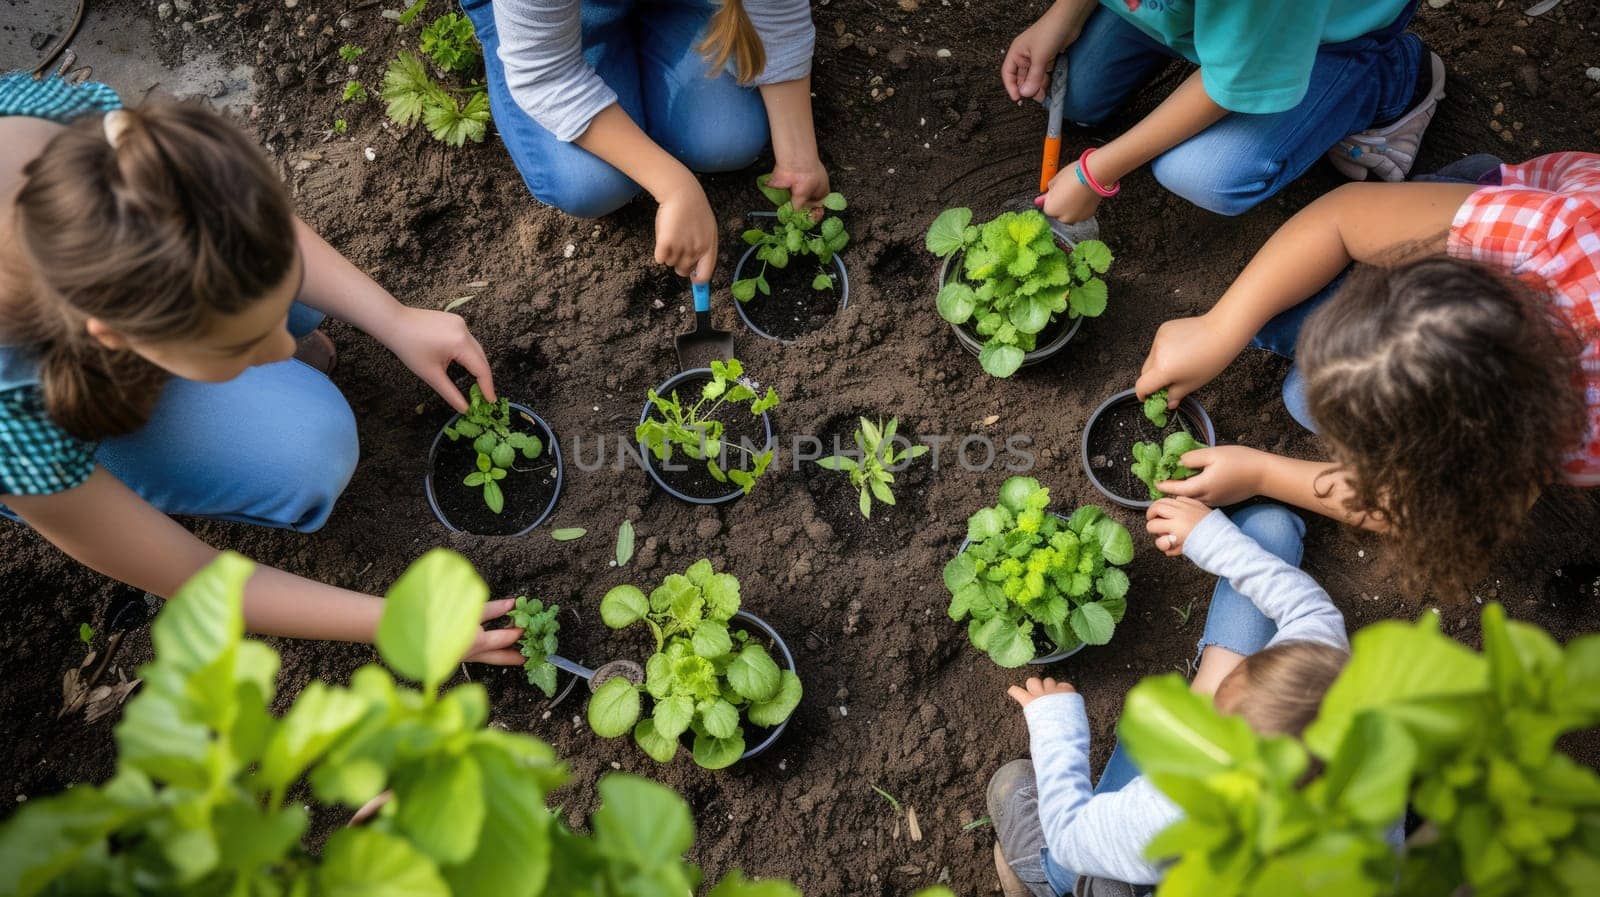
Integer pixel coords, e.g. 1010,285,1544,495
956,513,1084,665
1081,388,1217,511
732,245,850,343
425,403,563,536
937,227,1085,371
638,368,776,506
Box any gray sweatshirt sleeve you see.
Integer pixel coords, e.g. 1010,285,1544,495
1024,693,1178,886
1181,509,1350,651
493,0,815,143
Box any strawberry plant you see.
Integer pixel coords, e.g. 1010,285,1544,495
509,596,561,697
926,207,1113,378
732,176,849,302
419,12,480,74
0,550,798,897
442,384,543,514
1131,430,1204,501
1120,603,1600,897
381,47,489,146
944,477,1133,667
591,560,803,770
814,416,930,518
636,359,780,495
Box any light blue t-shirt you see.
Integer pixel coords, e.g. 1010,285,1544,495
1101,0,1412,114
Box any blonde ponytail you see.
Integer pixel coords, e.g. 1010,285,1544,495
697,0,766,84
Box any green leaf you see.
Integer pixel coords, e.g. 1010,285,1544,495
926,207,973,257
937,282,977,324
1143,390,1170,428
482,478,504,514
978,342,1025,378
1097,519,1135,566
443,739,556,897
254,681,368,792
653,694,696,740
588,677,641,738
699,698,741,739
732,279,758,302
821,192,848,211
1121,674,1266,781
1068,279,1108,318
692,731,746,769
692,622,734,659
815,455,859,472
490,441,515,470
616,520,635,566
727,644,782,702
377,549,487,693
756,174,791,206
393,753,485,866
985,621,1036,668
748,670,802,727
811,273,835,290
551,527,586,542
1069,602,1116,646
1097,568,1130,603
593,774,695,863
317,828,449,897
633,718,679,763
1074,239,1114,274
601,585,648,629
708,870,804,897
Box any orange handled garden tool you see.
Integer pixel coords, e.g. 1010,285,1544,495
1039,55,1072,193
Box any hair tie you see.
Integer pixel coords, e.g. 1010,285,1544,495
102,109,132,147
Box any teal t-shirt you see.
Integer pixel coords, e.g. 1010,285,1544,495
1101,0,1411,114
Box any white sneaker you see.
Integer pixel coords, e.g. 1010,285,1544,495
1328,50,1446,182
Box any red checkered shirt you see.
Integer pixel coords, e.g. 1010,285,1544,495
1448,152,1600,486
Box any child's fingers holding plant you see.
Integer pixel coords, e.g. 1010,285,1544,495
766,160,831,218
463,597,524,665
1135,314,1243,405
1006,676,1077,708
1155,445,1267,507
386,305,497,413
1146,496,1212,556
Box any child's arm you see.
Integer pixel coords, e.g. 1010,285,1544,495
1155,445,1386,533
1135,181,1480,406
1002,0,1099,102
291,220,497,414
1013,681,1174,885
1149,498,1349,650
757,76,830,213
6,470,524,663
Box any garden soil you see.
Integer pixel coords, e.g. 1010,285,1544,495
4,1,1600,894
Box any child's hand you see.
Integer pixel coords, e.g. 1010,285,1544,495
1002,8,1081,102
463,597,525,665
385,305,496,414
1146,496,1213,556
1041,163,1101,225
765,159,831,219
1007,676,1077,708
1154,445,1268,508
1134,313,1248,406
655,176,719,283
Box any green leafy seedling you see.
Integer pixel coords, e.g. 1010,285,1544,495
78,623,93,644
1143,389,1170,428
814,416,930,518
396,0,427,27
732,176,849,303
636,358,780,495
337,43,366,63
342,80,368,103
509,596,561,697
1130,430,1204,501
592,560,803,769
615,519,635,566
551,527,586,542
443,383,543,514
944,477,1134,667
381,49,490,146
419,12,480,73
927,207,1113,378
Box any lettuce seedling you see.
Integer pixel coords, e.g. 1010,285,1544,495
443,383,543,513
814,415,930,518
591,560,803,769
926,208,1113,378
1143,389,1170,428
636,358,780,495
509,596,561,697
733,176,849,302
1130,430,1204,501
944,477,1134,667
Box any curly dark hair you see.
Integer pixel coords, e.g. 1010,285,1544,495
1298,256,1588,595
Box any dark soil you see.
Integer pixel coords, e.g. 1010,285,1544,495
429,407,559,536
801,411,934,556
1086,397,1210,506
735,251,847,341
643,373,774,502
4,1,1600,895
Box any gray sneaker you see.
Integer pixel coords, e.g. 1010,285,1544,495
1328,50,1446,182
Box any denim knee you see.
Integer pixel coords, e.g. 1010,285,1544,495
1282,364,1319,432
533,153,640,218
1151,149,1284,217
1230,504,1306,565
669,121,766,174
261,369,359,532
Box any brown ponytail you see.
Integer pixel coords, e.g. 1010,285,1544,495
697,0,766,84
8,102,297,440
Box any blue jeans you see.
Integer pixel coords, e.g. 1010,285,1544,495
2,303,358,532
463,0,769,217
1060,2,1422,216
1250,154,1505,430
1041,504,1306,895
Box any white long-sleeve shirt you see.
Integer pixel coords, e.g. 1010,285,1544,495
492,0,816,142
1022,509,1354,885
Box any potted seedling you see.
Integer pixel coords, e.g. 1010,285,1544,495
426,384,563,536
945,476,1134,667
588,559,803,769
813,416,930,519
508,596,579,705
1081,388,1217,510
731,176,851,341
925,207,1114,378
636,358,780,505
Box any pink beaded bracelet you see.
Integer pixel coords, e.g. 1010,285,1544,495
1075,147,1121,198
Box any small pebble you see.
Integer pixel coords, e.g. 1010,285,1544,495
1588,68,1600,83
935,48,951,58
563,243,576,258
363,146,376,161
157,2,173,18
1358,549,1365,558
839,705,849,717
